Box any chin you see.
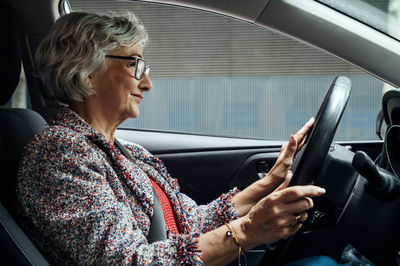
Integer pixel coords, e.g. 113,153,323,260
129,109,140,119
123,104,140,119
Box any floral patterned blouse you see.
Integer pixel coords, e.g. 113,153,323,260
16,107,239,265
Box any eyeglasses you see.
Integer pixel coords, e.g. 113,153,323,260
105,55,150,80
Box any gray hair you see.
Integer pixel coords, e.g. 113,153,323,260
35,11,148,103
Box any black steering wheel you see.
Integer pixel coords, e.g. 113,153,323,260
259,76,352,266
290,76,352,187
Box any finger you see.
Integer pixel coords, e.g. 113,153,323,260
295,117,314,140
278,185,326,203
283,197,315,214
286,135,297,156
282,134,298,155
291,212,308,226
297,135,307,153
296,120,313,153
276,136,296,162
275,136,297,172
268,137,297,181
276,213,300,227
280,211,308,227
297,212,308,223
303,197,313,209
293,117,314,146
276,223,301,240
275,170,293,191
286,221,303,236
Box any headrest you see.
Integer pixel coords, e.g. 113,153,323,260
0,1,22,105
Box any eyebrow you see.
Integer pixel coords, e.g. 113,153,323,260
105,55,146,62
129,53,143,58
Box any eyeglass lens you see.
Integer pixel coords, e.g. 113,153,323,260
136,59,145,80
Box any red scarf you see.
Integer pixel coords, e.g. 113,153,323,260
150,179,179,234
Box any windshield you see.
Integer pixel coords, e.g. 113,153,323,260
318,0,400,41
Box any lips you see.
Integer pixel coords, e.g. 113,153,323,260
131,93,143,103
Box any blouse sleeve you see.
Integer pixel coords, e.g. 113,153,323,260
177,187,241,233
17,132,203,265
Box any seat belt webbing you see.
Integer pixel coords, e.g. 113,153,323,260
114,139,167,243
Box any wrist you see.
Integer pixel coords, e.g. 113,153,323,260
230,217,256,251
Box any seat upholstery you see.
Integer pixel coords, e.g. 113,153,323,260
0,108,48,215
0,1,49,265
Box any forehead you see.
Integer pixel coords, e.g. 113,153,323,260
113,43,144,57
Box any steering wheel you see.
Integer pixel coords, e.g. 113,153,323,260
258,76,352,266
289,76,352,187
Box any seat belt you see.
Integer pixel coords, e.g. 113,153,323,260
114,139,167,243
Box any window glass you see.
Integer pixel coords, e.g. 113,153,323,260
70,0,383,141
318,0,400,41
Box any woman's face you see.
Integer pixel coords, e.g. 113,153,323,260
89,44,152,122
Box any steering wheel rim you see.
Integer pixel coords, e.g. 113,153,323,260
290,76,352,186
259,76,352,266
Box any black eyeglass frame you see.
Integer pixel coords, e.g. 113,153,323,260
105,55,150,80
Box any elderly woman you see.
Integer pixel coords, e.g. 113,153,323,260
17,12,326,265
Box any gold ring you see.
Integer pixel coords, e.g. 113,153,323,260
295,215,302,225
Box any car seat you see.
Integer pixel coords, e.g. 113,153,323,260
0,1,49,265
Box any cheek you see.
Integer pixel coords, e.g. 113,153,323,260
91,74,113,94
114,71,136,90
91,69,138,103
103,76,129,96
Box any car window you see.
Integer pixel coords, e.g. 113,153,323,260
70,0,385,141
318,0,400,41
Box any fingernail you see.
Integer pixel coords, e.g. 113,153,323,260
289,135,295,144
317,187,326,194
308,117,315,123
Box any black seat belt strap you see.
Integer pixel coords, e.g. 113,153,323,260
114,139,167,243
147,187,168,243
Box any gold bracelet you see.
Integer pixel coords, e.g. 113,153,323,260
225,223,247,266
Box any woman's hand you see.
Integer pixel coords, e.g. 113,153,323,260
200,118,319,265
232,117,314,217
232,185,325,250
260,117,314,190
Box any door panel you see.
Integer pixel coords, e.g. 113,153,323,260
116,129,383,204
159,150,280,204
116,129,284,203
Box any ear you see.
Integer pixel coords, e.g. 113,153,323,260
85,76,92,88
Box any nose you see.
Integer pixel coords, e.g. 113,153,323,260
138,73,152,92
